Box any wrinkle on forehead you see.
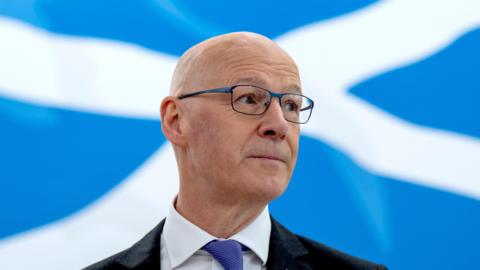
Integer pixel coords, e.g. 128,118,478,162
169,32,299,96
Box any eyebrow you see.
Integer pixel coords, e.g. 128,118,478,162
287,84,302,93
233,77,302,93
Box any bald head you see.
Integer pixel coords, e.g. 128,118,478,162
169,32,300,96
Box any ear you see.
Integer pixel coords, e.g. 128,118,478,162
160,96,187,147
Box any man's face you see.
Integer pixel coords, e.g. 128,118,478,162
179,40,301,204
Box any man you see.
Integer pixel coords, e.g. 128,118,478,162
84,32,387,270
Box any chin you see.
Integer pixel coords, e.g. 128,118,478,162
251,174,290,202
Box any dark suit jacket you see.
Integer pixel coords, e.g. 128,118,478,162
83,217,387,270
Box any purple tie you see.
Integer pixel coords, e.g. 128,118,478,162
202,240,244,270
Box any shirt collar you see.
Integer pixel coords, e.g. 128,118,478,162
230,205,271,265
163,200,271,268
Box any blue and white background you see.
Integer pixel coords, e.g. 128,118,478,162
1,0,479,269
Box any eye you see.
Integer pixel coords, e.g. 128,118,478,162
237,94,258,105
284,101,300,112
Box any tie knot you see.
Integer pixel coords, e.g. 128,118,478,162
202,240,244,270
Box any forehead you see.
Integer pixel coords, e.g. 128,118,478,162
225,57,299,92
203,38,301,91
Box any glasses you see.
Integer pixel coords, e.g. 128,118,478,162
177,85,314,124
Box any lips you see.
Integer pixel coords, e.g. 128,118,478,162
249,155,286,164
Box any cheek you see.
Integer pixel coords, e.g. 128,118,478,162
191,119,220,156
189,113,240,170
289,130,300,166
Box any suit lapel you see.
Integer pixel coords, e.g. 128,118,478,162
267,217,311,270
114,219,165,270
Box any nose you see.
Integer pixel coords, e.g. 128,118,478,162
258,98,288,141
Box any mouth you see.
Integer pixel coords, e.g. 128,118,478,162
249,155,286,164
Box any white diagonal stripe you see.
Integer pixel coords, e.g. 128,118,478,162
0,17,175,119
276,0,480,199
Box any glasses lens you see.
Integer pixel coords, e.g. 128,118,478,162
232,85,313,123
281,94,313,124
232,86,270,114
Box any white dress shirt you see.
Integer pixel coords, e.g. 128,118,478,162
160,202,271,269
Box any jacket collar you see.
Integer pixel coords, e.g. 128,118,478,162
114,216,309,270
114,219,164,269
266,217,310,270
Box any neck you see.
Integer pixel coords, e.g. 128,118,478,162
175,189,266,238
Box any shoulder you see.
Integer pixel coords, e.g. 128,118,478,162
270,218,387,270
82,220,165,270
82,249,129,270
296,234,387,270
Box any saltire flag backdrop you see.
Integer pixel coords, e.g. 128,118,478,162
1,0,479,269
